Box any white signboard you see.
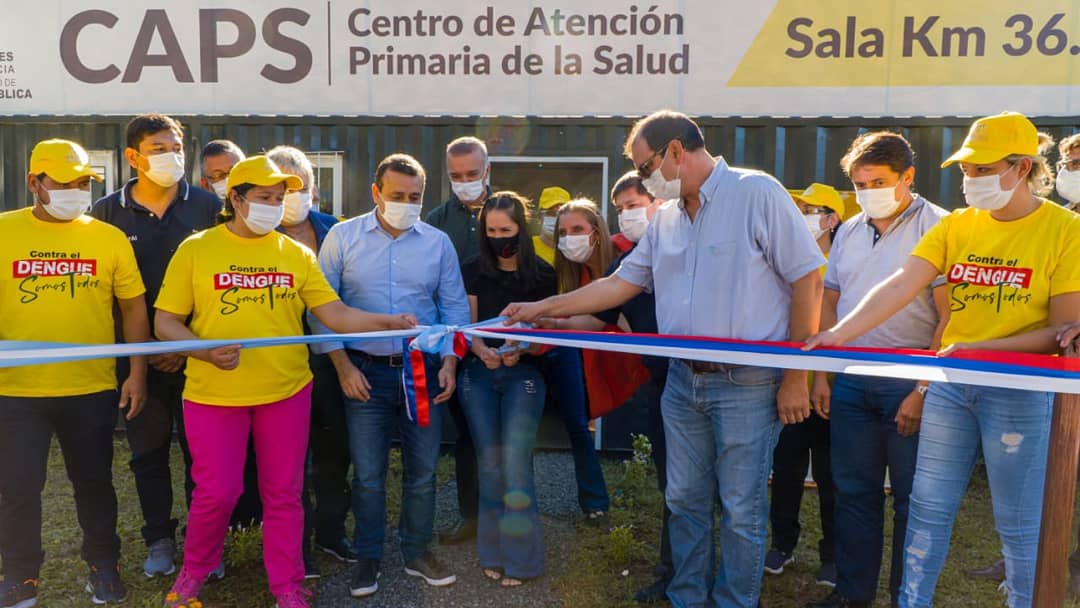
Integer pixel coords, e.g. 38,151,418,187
1,0,1079,117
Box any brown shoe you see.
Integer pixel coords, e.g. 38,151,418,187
966,558,1005,582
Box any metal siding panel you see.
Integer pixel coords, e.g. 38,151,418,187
4,115,1080,215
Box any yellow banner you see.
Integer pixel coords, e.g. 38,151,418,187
728,0,1080,86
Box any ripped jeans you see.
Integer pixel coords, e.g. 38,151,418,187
457,356,546,579
899,383,1052,608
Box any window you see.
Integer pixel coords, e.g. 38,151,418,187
490,156,611,450
307,151,344,217
87,150,118,202
489,156,611,222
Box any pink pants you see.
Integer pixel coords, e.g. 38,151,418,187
181,383,312,597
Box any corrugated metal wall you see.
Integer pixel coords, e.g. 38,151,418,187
2,115,1077,216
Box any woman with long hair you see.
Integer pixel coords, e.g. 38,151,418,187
458,191,554,587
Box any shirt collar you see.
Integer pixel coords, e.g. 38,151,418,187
861,194,925,229
119,177,190,209
684,156,729,211
452,187,490,213
360,210,420,237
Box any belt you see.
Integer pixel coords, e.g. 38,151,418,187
681,359,744,375
347,349,405,368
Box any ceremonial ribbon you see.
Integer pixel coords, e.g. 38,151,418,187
467,327,1080,394
402,328,471,427
1,322,1078,427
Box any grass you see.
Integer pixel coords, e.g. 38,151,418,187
18,433,1080,607
29,436,453,608
553,434,1080,608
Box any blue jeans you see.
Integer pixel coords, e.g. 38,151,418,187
663,361,782,608
457,357,546,579
344,354,444,563
542,347,610,513
899,383,1052,608
830,374,919,603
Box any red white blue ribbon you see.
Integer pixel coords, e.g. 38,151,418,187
464,327,1080,394
0,321,1077,427
403,326,472,427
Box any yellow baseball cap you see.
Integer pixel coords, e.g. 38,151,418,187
538,186,571,210
226,155,303,192
29,139,102,183
790,183,845,217
941,112,1039,168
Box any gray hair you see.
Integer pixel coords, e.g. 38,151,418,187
266,145,315,190
446,136,488,166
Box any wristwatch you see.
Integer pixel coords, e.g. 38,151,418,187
915,385,929,397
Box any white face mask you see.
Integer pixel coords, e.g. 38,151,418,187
541,215,557,236
41,187,91,221
210,179,228,200
642,157,682,201
380,200,421,231
239,200,284,235
558,233,595,263
1056,169,1080,204
856,185,903,219
451,179,485,203
963,165,1019,211
803,213,826,239
144,152,186,188
282,191,313,225
618,207,650,243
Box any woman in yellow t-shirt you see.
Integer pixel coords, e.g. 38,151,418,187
153,156,415,608
807,113,1080,608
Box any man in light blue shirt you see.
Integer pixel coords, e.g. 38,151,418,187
312,153,469,597
504,110,825,608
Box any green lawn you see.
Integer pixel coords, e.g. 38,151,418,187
31,437,452,608
554,435,1080,608
19,434,1080,607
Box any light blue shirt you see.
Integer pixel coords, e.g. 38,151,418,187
311,212,470,357
616,157,824,341
825,195,948,348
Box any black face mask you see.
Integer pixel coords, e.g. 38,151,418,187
488,236,520,259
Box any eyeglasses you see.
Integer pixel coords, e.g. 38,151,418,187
637,140,674,178
1058,158,1080,172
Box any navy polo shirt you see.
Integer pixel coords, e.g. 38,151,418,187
595,246,668,381
91,179,221,318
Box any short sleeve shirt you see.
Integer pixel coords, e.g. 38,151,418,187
911,202,1080,348
615,158,824,340
824,196,948,348
461,255,557,347
156,225,339,406
0,208,145,397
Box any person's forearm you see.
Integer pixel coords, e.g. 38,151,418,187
154,314,213,363
785,271,823,382
120,304,151,378
820,291,839,332
327,348,354,374
545,276,642,318
834,271,924,344
553,315,607,331
314,301,399,333
968,327,1060,355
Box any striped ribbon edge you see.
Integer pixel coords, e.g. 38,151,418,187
465,327,1080,394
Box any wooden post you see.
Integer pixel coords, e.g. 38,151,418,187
1033,391,1080,607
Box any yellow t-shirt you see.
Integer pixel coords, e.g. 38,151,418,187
911,202,1080,348
0,208,145,397
532,235,556,266
155,225,340,406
